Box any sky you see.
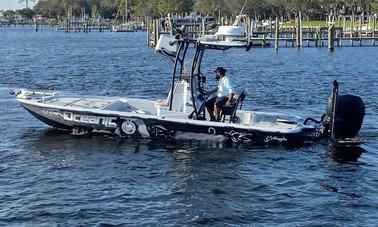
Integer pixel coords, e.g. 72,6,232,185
0,0,37,10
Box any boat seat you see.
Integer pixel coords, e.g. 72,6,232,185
103,100,136,112
220,90,247,123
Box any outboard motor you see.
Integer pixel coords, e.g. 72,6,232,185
322,80,365,141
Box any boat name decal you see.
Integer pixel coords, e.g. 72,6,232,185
63,111,117,127
264,136,288,143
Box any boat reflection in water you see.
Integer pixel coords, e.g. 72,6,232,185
327,143,365,163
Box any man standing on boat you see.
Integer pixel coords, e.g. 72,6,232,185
206,67,235,121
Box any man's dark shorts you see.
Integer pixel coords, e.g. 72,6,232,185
206,96,228,111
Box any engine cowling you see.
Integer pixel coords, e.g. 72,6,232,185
323,81,365,140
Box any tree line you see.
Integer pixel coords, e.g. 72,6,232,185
4,0,378,20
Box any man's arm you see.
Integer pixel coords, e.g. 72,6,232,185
226,93,234,106
225,77,234,106
210,86,218,94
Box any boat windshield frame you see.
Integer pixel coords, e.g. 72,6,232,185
167,34,195,111
187,38,252,119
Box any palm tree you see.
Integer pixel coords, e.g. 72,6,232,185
19,0,36,9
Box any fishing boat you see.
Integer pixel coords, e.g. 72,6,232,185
12,26,365,145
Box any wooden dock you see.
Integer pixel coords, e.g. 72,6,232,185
57,17,112,32
147,14,378,50
56,7,147,33
146,15,216,46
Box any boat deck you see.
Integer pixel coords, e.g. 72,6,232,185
45,97,116,109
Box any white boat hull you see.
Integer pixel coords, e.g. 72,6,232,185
16,90,320,145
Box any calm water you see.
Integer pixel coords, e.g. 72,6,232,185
1,26,377,226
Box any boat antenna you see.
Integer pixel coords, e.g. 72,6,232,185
113,0,124,24
233,0,248,26
239,0,248,16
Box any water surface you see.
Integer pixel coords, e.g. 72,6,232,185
0,26,377,226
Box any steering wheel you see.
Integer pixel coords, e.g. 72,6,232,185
196,87,219,120
189,86,208,120
198,88,208,98
189,72,210,119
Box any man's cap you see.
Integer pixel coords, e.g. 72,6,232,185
214,67,227,74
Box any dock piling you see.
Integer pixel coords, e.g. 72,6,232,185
292,28,295,47
269,18,273,37
328,24,335,51
339,28,343,47
201,18,205,36
274,17,279,50
262,33,267,47
299,13,303,47
295,13,302,48
155,19,160,46
359,16,363,46
315,30,319,47
351,14,354,46
147,18,150,46
373,16,376,46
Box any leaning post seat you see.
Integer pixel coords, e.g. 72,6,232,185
220,90,247,123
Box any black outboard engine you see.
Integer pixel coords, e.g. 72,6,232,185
322,80,365,141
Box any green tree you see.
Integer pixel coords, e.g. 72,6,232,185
99,0,118,18
16,8,35,19
133,0,151,17
34,0,65,18
3,10,16,18
30,0,378,20
371,0,378,13
176,0,193,14
193,0,224,17
19,0,36,9
155,0,177,17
